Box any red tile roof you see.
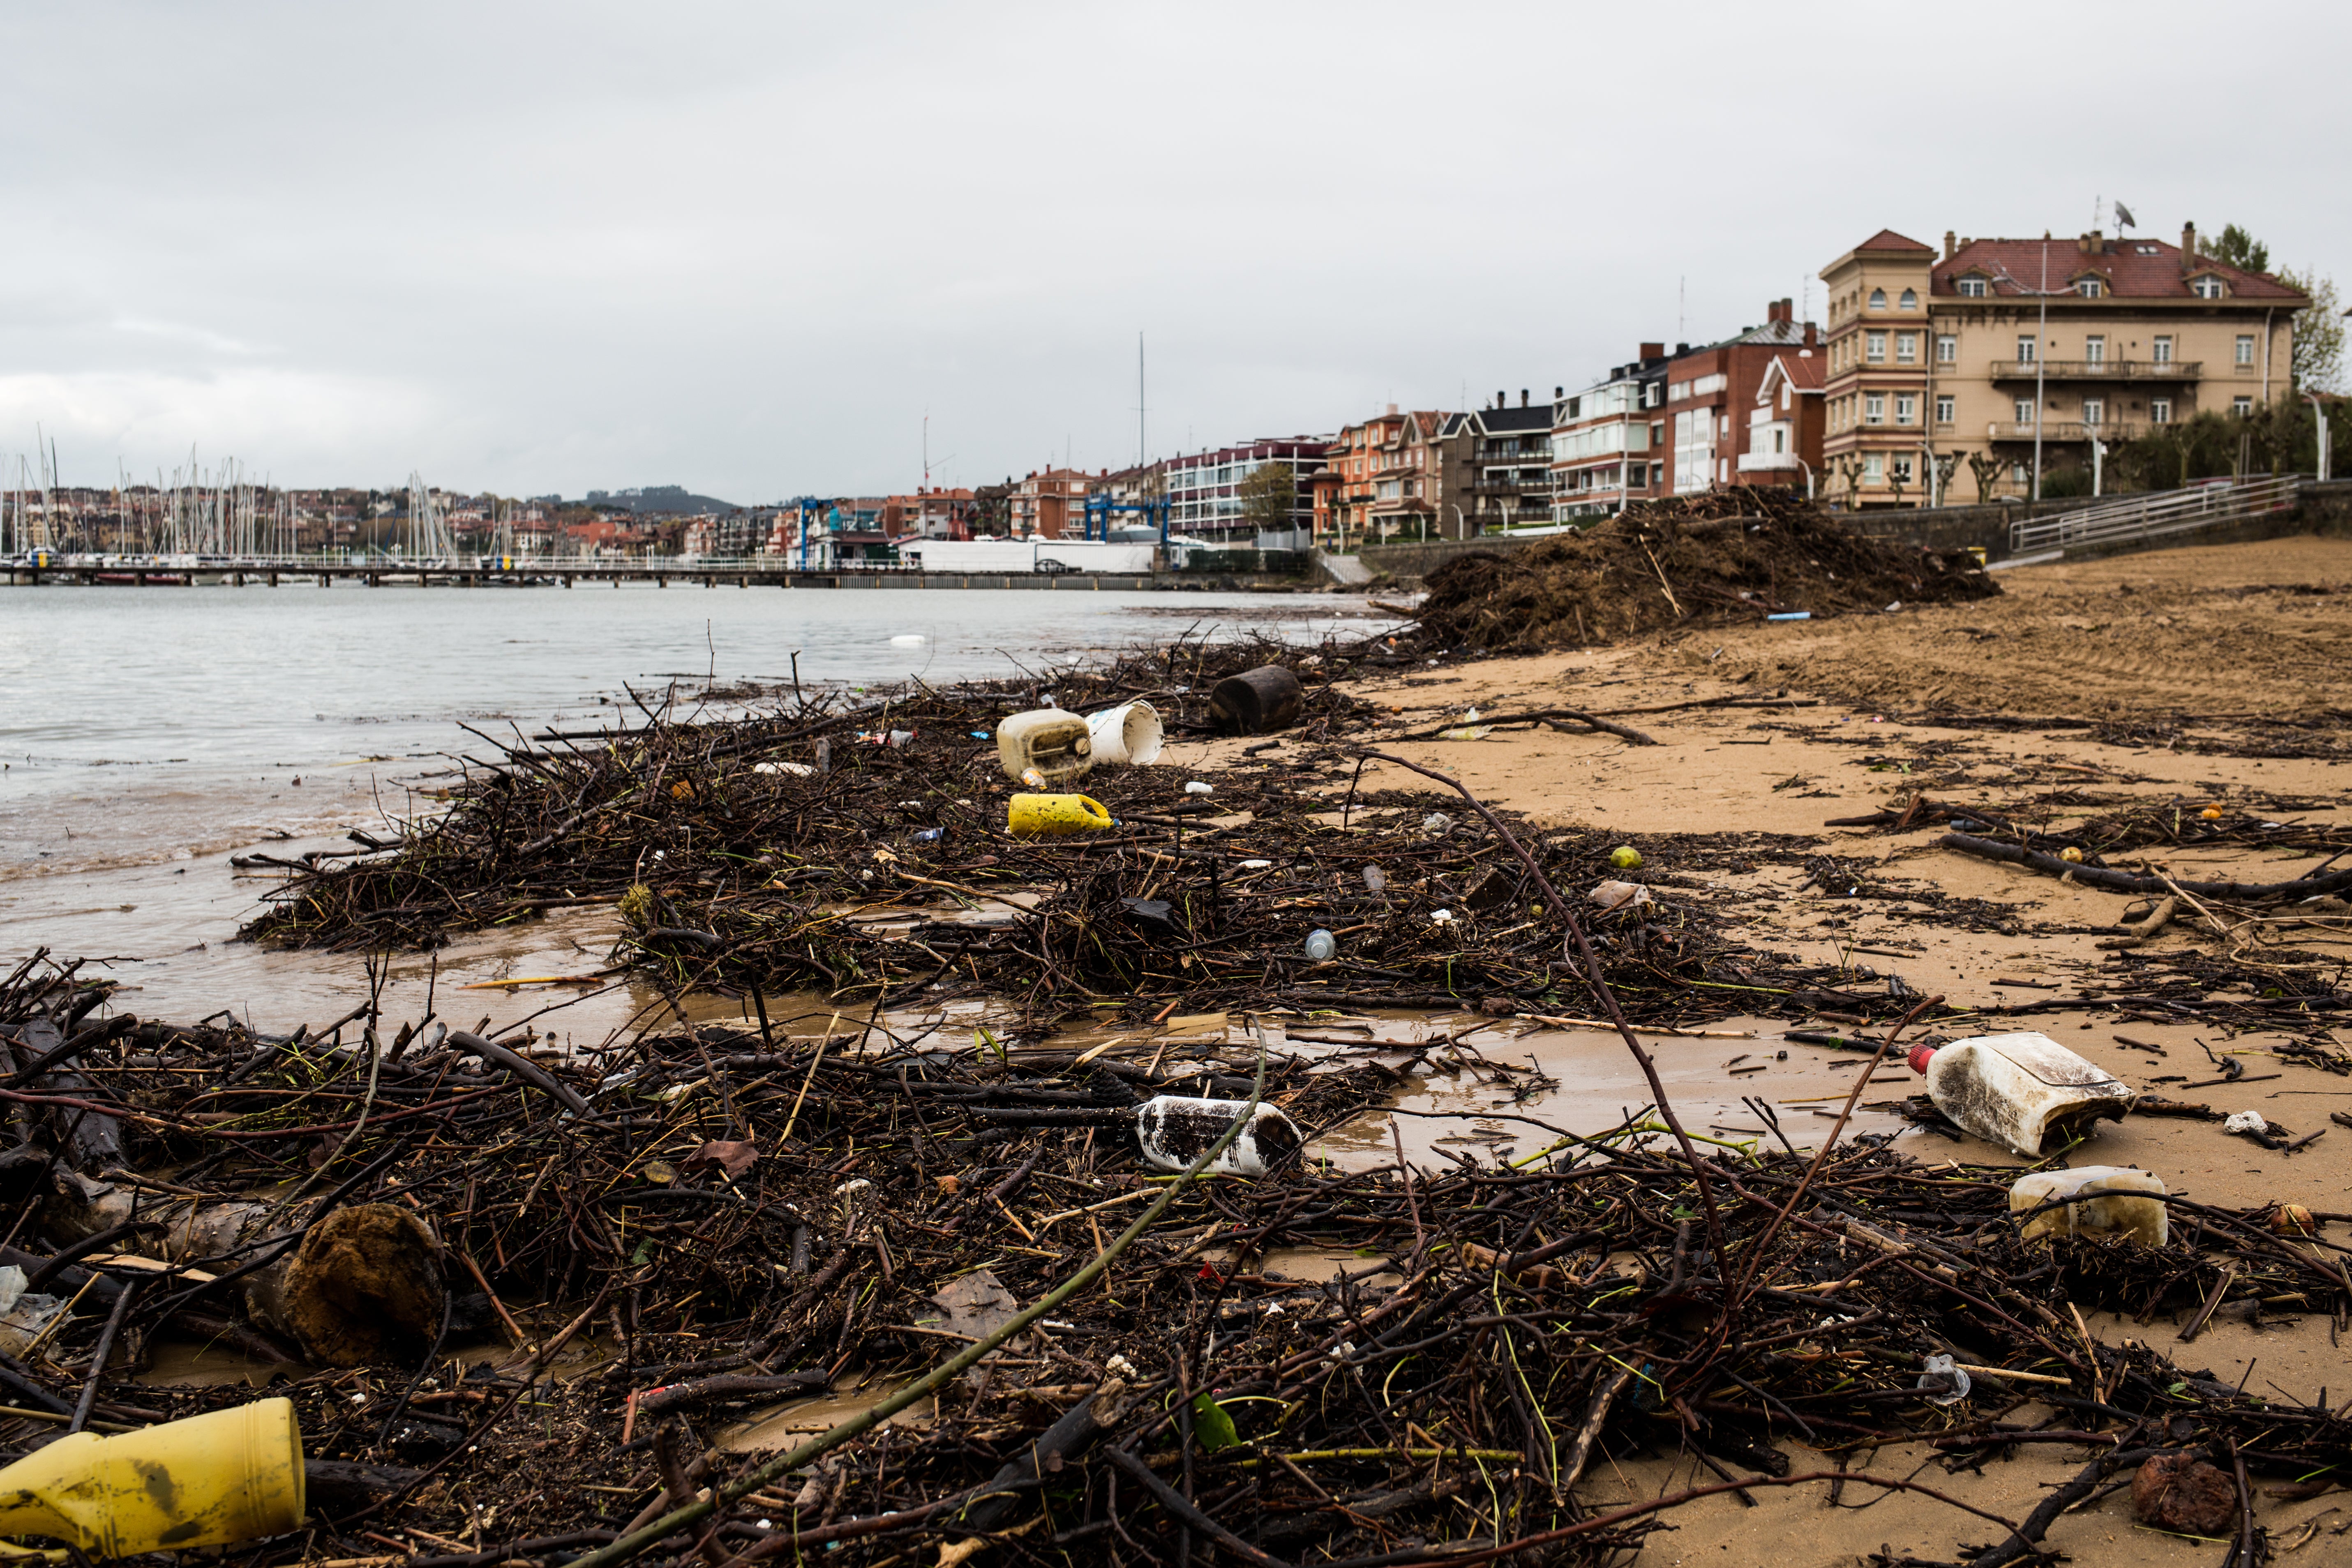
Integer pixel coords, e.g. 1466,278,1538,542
1764,351,1826,393
1936,237,2305,302
1856,229,1935,255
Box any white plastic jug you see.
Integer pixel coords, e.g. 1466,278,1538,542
1909,1032,2135,1157
2008,1166,2168,1245
1085,701,1164,767
995,709,1094,785
1136,1096,1302,1178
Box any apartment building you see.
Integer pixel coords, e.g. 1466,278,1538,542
1660,301,1823,497
1162,438,1325,542
1465,391,1557,529
1008,469,1093,538
882,488,978,541
1309,410,1472,545
1550,354,1668,521
1821,224,2305,506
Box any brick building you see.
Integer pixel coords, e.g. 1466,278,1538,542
1660,301,1822,497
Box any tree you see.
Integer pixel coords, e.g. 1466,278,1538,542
1965,450,2003,503
2207,224,2269,275
1833,456,1863,510
2282,268,2345,393
1237,462,1297,540
1932,450,1962,506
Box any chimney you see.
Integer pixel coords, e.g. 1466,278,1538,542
2181,221,2197,265
1943,230,1956,260
1768,298,1791,324
1554,385,1563,400
1641,342,1664,360
1519,389,1529,407
1803,321,1819,348
1496,390,1505,409
1385,402,1398,416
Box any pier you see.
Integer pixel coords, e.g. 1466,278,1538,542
0,558,1297,592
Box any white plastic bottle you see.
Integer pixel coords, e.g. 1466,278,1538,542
1908,1032,2135,1158
2008,1166,2168,1245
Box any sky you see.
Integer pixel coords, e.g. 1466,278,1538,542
1,0,2344,503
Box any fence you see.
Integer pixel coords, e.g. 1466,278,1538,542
2007,475,2302,555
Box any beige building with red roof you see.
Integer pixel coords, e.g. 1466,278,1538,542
1819,224,2306,507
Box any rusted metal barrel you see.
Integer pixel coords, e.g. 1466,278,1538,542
1207,665,1304,735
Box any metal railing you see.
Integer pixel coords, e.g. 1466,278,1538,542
1988,359,2200,381
1985,420,2146,443
2008,474,2302,554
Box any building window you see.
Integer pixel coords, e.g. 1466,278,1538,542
2192,276,2225,299
1891,455,1915,485
1866,332,1887,363
1935,334,1957,363
1864,454,1884,483
2084,335,2105,365
1895,393,1918,425
1957,275,1988,297
2082,397,2105,427
1650,462,1664,487
1935,393,1955,424
2016,336,2037,364
2075,277,2104,298
1865,393,1886,425
1895,333,1918,364
2233,396,2254,417
1868,288,1886,310
2011,462,2029,483
2015,398,2035,425
2152,335,2174,365
2151,397,2172,424
1899,288,1917,310
2235,334,2256,366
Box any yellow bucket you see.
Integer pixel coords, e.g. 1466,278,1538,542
1007,793,1113,836
0,1398,305,1556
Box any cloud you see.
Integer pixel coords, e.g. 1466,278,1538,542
0,369,437,483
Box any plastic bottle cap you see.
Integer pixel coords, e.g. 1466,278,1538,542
1907,1041,1937,1075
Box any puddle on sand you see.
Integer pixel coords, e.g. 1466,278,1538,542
718,1380,934,1452
1309,1014,1916,1171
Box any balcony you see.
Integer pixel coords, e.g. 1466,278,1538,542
1988,359,2200,382
1736,451,1802,472
1469,479,1552,497
1985,421,2146,443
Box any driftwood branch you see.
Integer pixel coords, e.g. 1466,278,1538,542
1939,832,2352,902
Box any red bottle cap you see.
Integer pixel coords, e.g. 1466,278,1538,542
1907,1041,1937,1075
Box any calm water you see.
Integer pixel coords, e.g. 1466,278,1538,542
0,580,1396,1029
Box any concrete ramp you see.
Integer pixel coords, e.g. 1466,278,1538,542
1318,552,1374,587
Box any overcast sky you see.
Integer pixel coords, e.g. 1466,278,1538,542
2,1,2343,503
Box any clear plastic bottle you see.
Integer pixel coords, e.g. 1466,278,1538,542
1304,929,1336,961
1362,865,1385,894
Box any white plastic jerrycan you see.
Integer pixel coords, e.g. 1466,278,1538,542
1908,1031,2135,1157
995,708,1094,785
2009,1166,2168,1245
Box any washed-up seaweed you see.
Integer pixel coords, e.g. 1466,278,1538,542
1413,487,2000,653
2,935,2350,1568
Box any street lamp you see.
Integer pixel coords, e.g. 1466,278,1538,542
1793,457,1814,500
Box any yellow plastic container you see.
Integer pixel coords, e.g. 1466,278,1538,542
1007,793,1113,837
0,1398,305,1556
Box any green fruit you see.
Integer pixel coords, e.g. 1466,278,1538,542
1609,846,1643,871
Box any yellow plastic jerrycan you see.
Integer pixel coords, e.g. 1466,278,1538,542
1007,793,1113,837
0,1397,305,1555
